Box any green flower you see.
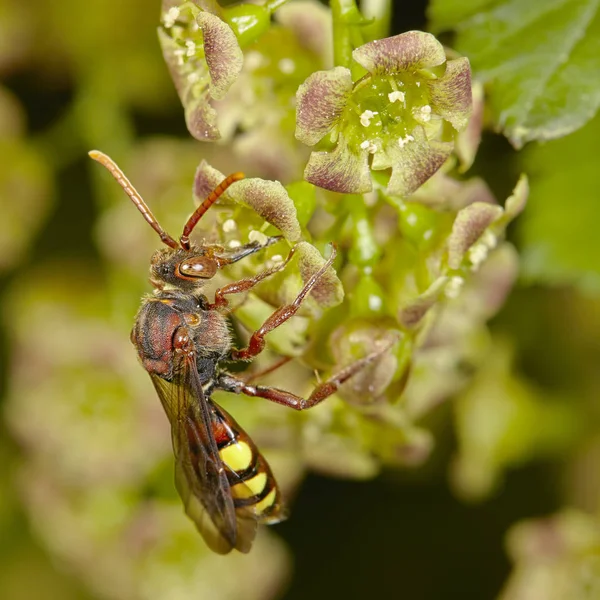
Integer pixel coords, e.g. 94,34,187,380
295,31,472,195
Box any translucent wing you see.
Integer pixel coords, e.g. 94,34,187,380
150,356,257,554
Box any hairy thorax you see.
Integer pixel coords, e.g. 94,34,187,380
132,291,231,381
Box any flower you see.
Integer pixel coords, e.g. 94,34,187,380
295,31,472,196
158,0,243,140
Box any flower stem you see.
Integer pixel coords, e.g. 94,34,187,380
331,0,364,68
360,0,392,42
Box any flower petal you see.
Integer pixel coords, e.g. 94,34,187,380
426,57,472,131
158,27,220,141
385,134,453,197
447,202,503,269
159,6,242,141
398,276,449,329
193,160,226,200
185,97,220,141
329,323,399,404
232,179,302,241
194,161,301,240
197,12,243,101
472,244,519,318
455,81,484,172
504,174,529,222
352,31,446,75
295,67,353,146
304,134,372,193
295,241,344,307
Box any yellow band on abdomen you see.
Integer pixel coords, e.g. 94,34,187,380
254,488,277,515
219,441,253,472
231,472,267,499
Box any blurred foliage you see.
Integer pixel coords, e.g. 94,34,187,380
428,0,600,148
1,1,600,599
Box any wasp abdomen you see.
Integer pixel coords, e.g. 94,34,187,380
210,403,283,523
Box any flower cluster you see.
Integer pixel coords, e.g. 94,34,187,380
2,0,549,598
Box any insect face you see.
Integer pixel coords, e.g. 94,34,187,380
150,247,219,291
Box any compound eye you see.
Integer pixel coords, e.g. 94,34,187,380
177,256,218,280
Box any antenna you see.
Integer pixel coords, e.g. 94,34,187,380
88,150,179,249
180,171,244,250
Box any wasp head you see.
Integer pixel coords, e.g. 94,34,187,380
150,246,219,291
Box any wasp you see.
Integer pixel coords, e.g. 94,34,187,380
89,150,388,553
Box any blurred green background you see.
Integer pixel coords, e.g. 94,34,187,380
2,1,600,599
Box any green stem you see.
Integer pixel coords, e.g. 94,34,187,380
330,0,364,68
394,332,414,385
360,0,392,42
346,195,380,267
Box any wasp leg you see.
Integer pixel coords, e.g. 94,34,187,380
213,235,282,266
211,246,297,310
230,245,337,361
219,342,390,410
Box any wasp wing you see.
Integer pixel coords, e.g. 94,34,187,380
149,358,257,554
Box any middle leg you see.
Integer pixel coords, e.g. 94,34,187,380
210,245,297,310
230,244,337,362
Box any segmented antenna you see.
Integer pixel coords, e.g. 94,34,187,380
180,172,244,250
88,150,179,249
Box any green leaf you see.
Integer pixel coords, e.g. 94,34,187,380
428,0,600,148
518,114,600,292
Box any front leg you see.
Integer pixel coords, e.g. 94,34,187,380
230,245,337,362
218,340,391,410
211,246,297,310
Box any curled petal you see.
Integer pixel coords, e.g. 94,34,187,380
304,134,372,193
232,179,302,241
473,244,519,318
456,81,484,172
185,98,220,141
295,241,343,307
448,202,503,269
158,28,220,140
329,324,400,405
352,31,446,75
193,160,225,200
504,174,529,222
194,162,302,241
159,8,242,141
296,67,353,146
398,276,449,329
426,57,472,131
197,12,243,100
385,135,453,197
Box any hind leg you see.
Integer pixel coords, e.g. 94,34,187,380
219,341,391,410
